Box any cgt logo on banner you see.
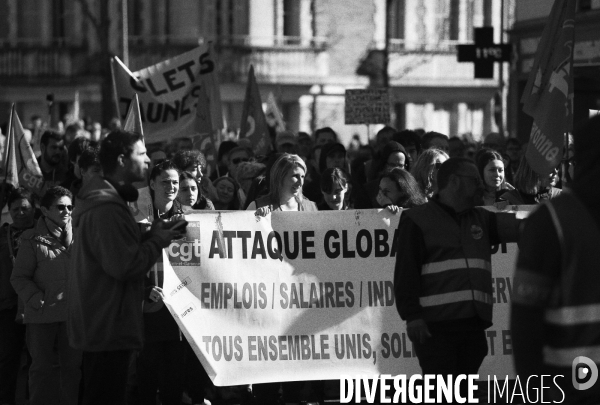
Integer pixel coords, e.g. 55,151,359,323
167,221,201,267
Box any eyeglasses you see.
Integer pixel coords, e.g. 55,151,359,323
55,204,73,211
232,157,249,165
386,162,405,170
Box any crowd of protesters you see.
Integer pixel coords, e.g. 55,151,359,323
1,111,576,405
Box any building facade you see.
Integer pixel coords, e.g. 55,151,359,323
0,0,514,145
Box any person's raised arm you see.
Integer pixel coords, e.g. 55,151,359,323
91,205,180,281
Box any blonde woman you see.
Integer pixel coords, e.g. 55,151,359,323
247,153,317,214
410,148,449,199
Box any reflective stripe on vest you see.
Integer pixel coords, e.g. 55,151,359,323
419,289,492,307
543,345,600,367
545,303,600,325
422,258,491,275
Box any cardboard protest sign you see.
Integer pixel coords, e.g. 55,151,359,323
112,44,223,144
160,209,529,386
344,89,391,125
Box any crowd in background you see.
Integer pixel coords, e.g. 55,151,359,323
0,112,573,405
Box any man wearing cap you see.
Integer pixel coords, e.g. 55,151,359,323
275,130,298,154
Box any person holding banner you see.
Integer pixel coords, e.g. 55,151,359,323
376,167,426,213
137,159,187,405
247,153,319,403
511,115,600,404
247,153,317,214
67,130,183,405
11,186,81,405
395,158,521,399
318,167,353,210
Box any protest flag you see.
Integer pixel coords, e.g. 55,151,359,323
121,93,153,223
265,92,286,132
192,85,218,177
123,93,144,137
111,44,223,143
520,0,575,175
239,65,271,156
1,105,44,206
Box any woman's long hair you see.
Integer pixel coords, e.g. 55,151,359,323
213,176,241,210
268,153,307,207
475,148,505,191
410,148,449,197
320,167,352,209
380,168,427,208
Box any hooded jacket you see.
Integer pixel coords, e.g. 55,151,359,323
10,217,72,323
67,176,164,351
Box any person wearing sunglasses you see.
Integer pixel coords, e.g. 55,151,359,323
395,158,521,398
11,186,81,405
226,146,252,179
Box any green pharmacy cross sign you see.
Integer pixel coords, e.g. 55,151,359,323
457,27,512,79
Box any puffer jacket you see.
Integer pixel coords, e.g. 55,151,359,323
10,217,73,323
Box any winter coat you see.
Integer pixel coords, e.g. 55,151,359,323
10,217,73,323
67,176,164,352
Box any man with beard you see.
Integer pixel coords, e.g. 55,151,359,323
38,131,68,189
394,158,521,399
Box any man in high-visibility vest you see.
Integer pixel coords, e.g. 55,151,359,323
512,115,600,404
395,158,520,392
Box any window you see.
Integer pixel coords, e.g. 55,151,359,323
389,0,405,43
17,0,43,42
200,0,248,45
283,0,300,38
0,0,9,41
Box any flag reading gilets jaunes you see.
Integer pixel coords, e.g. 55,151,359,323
520,0,575,176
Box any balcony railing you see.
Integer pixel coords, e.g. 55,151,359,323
387,38,466,53
127,34,328,50
0,47,85,78
127,34,328,85
230,48,328,84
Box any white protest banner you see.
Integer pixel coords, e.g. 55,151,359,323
112,44,223,144
161,208,533,386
